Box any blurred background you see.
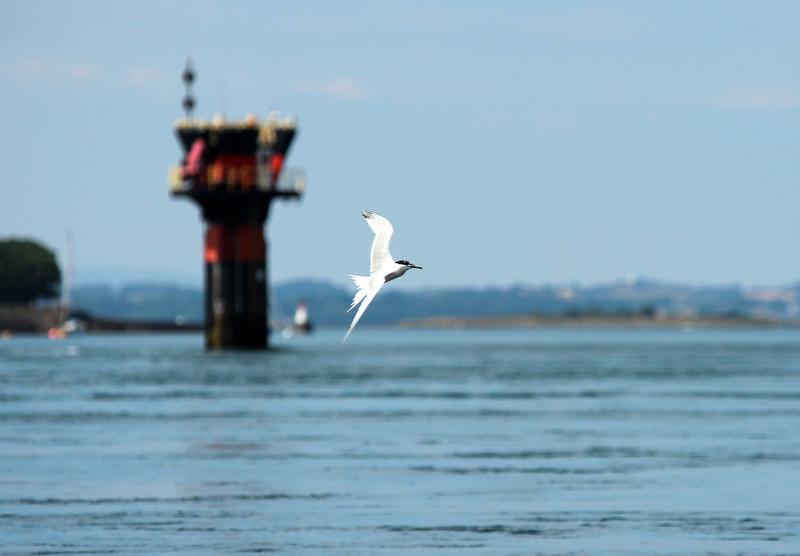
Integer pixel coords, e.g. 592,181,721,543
2,0,799,293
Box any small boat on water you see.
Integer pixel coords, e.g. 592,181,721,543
280,301,313,338
293,301,313,334
48,233,86,340
48,318,86,339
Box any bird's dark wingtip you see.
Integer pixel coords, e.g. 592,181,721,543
361,210,374,219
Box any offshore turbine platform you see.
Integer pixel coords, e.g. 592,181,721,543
169,62,305,349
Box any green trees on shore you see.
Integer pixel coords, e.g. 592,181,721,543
0,238,61,304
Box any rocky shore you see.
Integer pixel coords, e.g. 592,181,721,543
0,304,200,334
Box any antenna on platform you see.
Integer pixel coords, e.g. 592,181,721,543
182,58,196,120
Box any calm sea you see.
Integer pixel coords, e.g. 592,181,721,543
1,328,799,555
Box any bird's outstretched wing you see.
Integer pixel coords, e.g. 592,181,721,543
343,283,383,342
362,210,394,274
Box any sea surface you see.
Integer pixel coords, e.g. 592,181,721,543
1,328,799,555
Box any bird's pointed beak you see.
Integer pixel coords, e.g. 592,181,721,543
411,264,423,270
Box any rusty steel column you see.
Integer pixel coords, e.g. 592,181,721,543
203,221,268,349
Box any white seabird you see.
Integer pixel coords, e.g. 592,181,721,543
343,210,422,342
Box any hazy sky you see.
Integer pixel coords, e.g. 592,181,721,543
1,1,799,288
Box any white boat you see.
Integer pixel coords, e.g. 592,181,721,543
281,300,313,338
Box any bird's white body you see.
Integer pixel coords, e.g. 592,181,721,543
343,211,421,342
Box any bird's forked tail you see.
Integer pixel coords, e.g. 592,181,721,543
346,274,370,313
343,274,374,343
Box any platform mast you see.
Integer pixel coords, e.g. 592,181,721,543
169,61,305,349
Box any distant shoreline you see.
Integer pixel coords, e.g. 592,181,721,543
399,314,800,329
0,304,201,334
4,303,799,336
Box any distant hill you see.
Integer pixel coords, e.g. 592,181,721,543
70,278,800,327
72,284,204,323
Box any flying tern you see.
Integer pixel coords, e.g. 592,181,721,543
343,210,422,341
